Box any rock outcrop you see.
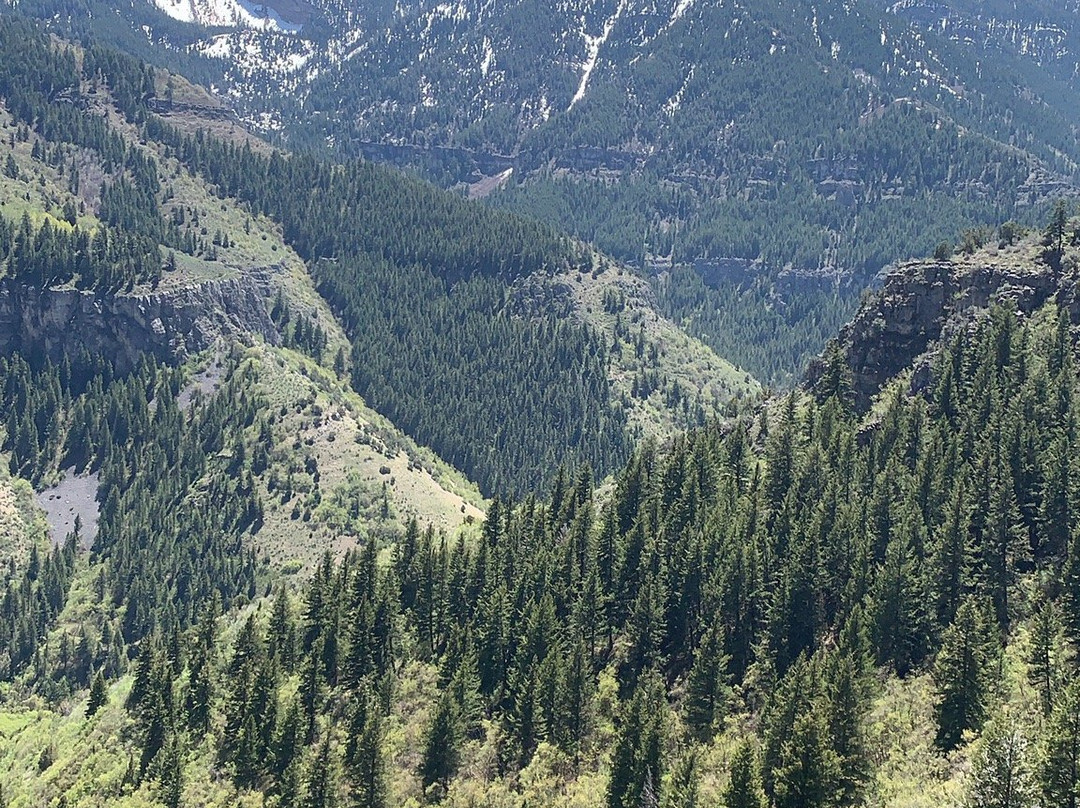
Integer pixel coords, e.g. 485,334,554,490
0,270,280,370
810,248,1077,409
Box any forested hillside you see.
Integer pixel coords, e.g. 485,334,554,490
5,213,1080,807
17,0,1080,384
0,13,751,498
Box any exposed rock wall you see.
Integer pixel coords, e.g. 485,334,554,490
810,254,1073,409
0,272,280,369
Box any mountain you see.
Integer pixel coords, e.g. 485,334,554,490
5,13,1080,808
0,12,758,502
5,127,1080,806
15,0,1080,382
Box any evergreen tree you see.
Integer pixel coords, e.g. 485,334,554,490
1044,200,1070,272
86,670,108,717
1027,599,1065,718
773,711,842,808
684,620,729,740
1039,680,1080,808
934,597,998,750
723,742,767,808
607,675,665,808
157,736,183,808
345,690,386,808
419,692,461,801
304,736,336,808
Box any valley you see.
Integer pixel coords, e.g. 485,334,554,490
0,6,1079,808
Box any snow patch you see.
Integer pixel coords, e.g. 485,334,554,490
671,0,695,25
568,0,628,112
150,0,302,33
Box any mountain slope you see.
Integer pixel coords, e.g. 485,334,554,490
20,0,1079,384
0,12,756,497
4,205,1079,808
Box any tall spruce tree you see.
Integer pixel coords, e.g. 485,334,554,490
934,597,998,750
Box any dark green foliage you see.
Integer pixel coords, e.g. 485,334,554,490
1044,200,1070,272
773,711,842,808
86,670,108,717
1038,680,1080,808
934,598,998,750
420,692,462,800
607,673,665,808
304,735,336,808
139,110,629,497
344,687,386,808
1027,599,1065,718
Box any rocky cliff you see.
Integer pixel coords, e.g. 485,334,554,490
811,239,1079,409
0,270,280,370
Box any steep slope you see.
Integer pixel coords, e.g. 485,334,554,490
5,203,1080,808
20,0,1079,383
812,212,1080,408
0,13,754,500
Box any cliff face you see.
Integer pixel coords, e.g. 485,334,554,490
0,272,280,369
811,249,1075,409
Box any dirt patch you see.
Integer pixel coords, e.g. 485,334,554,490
467,168,514,200
178,363,226,411
35,470,99,549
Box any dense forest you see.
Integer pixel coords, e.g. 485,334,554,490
0,13,633,497
138,120,630,497
5,221,1080,805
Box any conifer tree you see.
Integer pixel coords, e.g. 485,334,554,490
684,620,729,739
966,714,1034,808
773,710,842,808
1038,680,1080,808
934,597,998,750
420,692,462,800
86,670,108,717
157,735,183,808
723,742,767,808
607,675,665,808
663,748,700,808
345,689,386,808
824,653,868,806
304,735,336,808
1044,200,1070,272
1027,599,1064,717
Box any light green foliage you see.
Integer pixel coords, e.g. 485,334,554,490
965,714,1035,808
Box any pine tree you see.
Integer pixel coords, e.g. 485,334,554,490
607,675,665,808
1038,680,1080,808
345,690,386,808
934,597,998,750
419,691,461,801
824,653,868,806
773,711,842,808
304,735,336,808
1027,599,1064,717
86,670,108,717
723,742,767,808
684,620,729,740
1044,200,1070,272
157,736,183,808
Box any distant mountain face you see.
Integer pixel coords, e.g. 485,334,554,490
111,0,1080,163
17,0,1080,383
